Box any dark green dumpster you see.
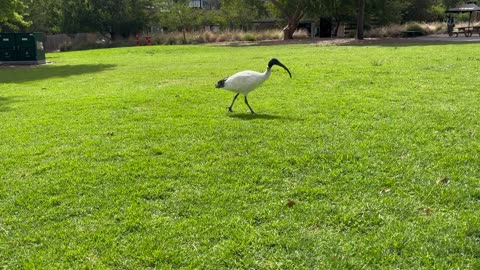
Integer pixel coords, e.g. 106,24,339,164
0,32,46,65
0,33,17,61
16,33,46,63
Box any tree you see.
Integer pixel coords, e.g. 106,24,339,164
61,0,99,34
91,0,158,39
23,0,62,33
403,0,446,22
62,0,159,40
268,0,311,40
356,0,365,39
367,0,410,24
310,0,356,37
220,0,267,30
7,0,468,38
159,0,228,38
0,0,31,31
159,0,205,43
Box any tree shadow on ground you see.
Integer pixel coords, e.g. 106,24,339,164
0,64,116,84
0,96,19,112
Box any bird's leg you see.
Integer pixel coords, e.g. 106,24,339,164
244,96,256,114
228,93,240,112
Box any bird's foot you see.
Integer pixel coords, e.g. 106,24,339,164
249,110,256,114
227,107,233,113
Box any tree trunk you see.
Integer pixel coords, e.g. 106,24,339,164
356,0,365,40
334,17,340,37
283,18,297,40
110,32,118,41
182,27,187,44
270,0,304,40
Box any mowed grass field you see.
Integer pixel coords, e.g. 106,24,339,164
1,42,480,269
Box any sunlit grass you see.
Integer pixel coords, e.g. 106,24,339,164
1,43,480,268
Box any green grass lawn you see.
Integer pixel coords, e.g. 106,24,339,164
1,42,480,269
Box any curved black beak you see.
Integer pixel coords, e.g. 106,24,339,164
268,58,292,78
276,62,292,78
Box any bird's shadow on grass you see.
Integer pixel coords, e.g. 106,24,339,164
0,64,116,83
227,113,296,121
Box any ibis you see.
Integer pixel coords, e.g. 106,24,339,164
215,58,292,114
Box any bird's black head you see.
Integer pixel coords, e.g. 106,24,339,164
215,78,227,88
268,58,292,78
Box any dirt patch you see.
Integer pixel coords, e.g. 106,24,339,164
211,36,480,47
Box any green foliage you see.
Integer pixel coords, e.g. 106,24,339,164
243,33,256,41
159,0,200,31
311,0,356,22
368,0,410,25
56,0,158,38
0,0,31,31
1,43,480,268
267,0,315,39
157,0,265,31
5,0,474,36
23,0,62,33
219,0,267,29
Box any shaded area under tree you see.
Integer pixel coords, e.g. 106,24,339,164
0,64,116,84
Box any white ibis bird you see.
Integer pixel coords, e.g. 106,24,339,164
215,58,292,114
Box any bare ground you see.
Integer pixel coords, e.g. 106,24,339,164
212,35,480,47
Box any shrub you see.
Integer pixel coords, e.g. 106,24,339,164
52,29,297,50
243,33,256,41
366,24,406,38
204,31,216,43
255,30,282,40
232,31,244,41
293,29,310,38
365,22,448,38
215,32,230,42
406,22,426,35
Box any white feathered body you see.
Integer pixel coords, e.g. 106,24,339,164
222,69,271,95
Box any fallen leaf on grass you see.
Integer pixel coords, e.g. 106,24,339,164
380,188,391,195
436,177,450,185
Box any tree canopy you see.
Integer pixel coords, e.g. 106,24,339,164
0,0,471,37
0,0,30,31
